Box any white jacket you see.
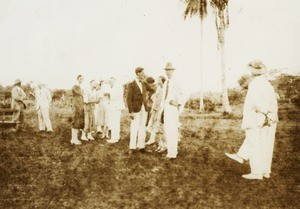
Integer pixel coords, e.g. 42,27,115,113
242,75,278,130
36,87,52,109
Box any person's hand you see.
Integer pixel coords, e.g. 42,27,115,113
169,100,179,107
129,113,134,120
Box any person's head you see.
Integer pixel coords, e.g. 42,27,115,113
95,81,101,90
90,80,97,88
157,76,166,87
135,67,145,81
38,83,44,89
145,77,156,89
109,77,116,87
99,80,104,86
77,75,84,85
164,62,175,79
104,93,110,100
14,79,21,87
247,60,267,77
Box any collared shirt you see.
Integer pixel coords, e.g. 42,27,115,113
135,78,143,92
163,78,184,106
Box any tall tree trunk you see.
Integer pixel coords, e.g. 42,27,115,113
218,12,232,113
220,40,231,113
199,19,204,113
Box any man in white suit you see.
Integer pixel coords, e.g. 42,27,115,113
162,62,184,159
36,83,53,132
225,60,278,180
106,77,125,144
11,79,26,131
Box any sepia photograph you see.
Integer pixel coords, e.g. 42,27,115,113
0,0,299,208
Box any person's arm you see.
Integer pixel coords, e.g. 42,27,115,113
47,89,52,104
12,87,25,101
126,83,134,113
170,82,184,108
72,86,83,96
249,80,269,114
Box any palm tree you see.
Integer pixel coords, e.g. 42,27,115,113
184,0,232,113
184,0,207,113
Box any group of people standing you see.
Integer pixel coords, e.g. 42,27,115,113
70,62,184,159
9,59,279,178
70,76,124,145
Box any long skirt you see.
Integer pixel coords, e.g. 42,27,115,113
72,104,84,129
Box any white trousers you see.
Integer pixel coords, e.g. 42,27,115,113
110,109,121,141
237,124,277,174
129,106,147,149
37,106,53,131
164,104,180,158
261,124,277,174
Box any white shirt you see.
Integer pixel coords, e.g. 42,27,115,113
163,77,184,108
36,87,52,109
135,78,143,92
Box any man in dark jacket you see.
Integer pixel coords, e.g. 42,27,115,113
126,67,148,153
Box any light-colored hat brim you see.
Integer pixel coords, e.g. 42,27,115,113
249,67,267,75
14,81,21,85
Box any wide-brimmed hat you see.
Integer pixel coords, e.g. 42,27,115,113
14,79,21,85
164,62,175,70
248,60,267,75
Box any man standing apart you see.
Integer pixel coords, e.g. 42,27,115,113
36,83,53,133
225,60,278,180
126,67,147,153
11,79,26,131
107,77,125,144
162,62,184,159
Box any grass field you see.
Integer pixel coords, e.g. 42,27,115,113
0,101,299,209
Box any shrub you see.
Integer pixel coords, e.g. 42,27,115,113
184,97,219,113
228,88,246,105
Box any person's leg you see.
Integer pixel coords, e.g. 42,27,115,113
262,124,277,177
41,106,53,132
129,111,140,150
71,128,81,145
82,105,89,140
115,110,121,140
164,106,179,158
110,109,121,141
37,108,45,131
147,130,156,145
137,106,147,149
87,109,95,140
240,128,263,179
237,130,254,161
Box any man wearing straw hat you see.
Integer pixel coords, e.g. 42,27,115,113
11,79,27,131
225,60,278,180
162,62,184,159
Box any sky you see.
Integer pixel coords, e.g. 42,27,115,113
0,0,299,93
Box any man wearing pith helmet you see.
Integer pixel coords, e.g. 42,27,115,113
162,62,184,159
225,60,278,180
11,79,27,131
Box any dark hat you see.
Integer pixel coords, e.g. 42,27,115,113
146,77,155,84
135,67,144,75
